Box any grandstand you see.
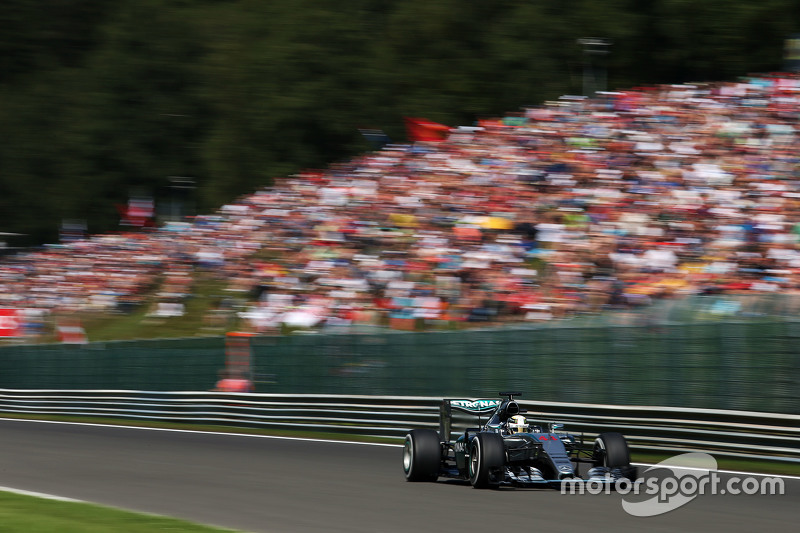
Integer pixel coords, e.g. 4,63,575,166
3,74,800,342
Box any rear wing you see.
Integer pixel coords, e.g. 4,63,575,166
439,399,502,442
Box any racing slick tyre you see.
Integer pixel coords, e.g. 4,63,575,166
403,429,441,482
593,432,637,481
469,432,505,489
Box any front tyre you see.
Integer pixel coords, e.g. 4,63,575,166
593,432,637,481
403,429,441,482
468,432,505,488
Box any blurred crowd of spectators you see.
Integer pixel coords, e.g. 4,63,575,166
4,73,800,335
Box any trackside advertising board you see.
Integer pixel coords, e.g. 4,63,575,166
0,309,21,337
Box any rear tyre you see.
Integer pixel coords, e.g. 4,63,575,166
403,429,441,482
468,432,505,488
593,432,637,481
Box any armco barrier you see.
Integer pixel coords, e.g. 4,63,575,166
0,390,797,464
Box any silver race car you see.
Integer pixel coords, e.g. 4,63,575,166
403,392,637,488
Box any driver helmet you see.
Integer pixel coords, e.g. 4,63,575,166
507,415,528,434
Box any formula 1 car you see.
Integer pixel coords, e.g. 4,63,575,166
402,392,637,488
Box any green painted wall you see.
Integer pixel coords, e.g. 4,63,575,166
1,321,798,413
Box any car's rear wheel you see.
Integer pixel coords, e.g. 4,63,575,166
403,429,441,482
593,432,637,480
468,432,505,488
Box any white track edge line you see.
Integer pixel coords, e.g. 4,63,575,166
0,417,399,447
0,486,84,502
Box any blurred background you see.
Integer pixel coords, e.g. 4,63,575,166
1,0,798,247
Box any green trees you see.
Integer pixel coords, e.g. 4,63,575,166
0,0,797,245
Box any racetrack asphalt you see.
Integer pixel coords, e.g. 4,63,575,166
0,419,796,533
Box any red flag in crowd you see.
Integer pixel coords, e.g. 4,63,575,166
117,197,154,227
403,117,450,142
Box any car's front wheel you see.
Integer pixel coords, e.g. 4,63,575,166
593,432,637,481
468,432,505,488
403,429,441,482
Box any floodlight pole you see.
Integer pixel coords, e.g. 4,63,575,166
167,176,196,221
578,38,611,97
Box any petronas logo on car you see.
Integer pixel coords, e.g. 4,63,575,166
450,399,502,412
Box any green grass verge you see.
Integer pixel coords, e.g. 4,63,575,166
0,412,400,445
630,450,799,477
81,275,240,342
0,491,237,533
